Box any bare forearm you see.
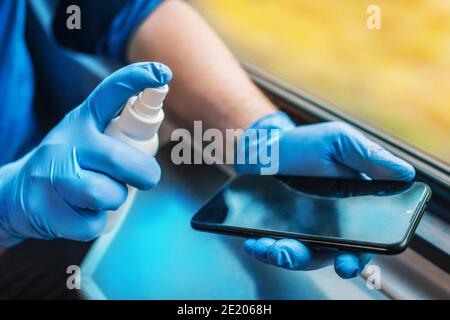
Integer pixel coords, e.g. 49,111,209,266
127,0,277,132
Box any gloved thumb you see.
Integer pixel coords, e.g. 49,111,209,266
83,62,172,131
330,123,415,181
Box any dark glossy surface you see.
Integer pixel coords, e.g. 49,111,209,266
193,176,429,245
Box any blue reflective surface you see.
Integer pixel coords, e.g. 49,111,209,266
81,145,386,300
82,144,259,299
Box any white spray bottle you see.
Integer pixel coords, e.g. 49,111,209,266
102,85,169,234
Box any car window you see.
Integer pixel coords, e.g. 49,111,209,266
191,0,450,165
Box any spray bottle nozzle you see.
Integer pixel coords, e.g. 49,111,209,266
132,85,169,117
115,85,168,140
142,85,169,106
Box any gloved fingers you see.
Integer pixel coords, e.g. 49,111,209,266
244,238,336,270
327,122,415,181
54,168,128,211
334,252,373,279
59,209,109,242
244,238,276,262
321,161,365,179
77,135,161,190
84,62,172,131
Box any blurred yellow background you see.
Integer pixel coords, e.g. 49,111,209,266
191,0,450,164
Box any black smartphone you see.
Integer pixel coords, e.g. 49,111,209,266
191,175,431,254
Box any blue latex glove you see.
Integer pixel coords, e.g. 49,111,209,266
0,62,172,247
235,112,415,279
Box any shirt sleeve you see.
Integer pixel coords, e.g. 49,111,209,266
52,0,164,62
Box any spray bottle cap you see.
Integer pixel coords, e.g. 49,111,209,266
142,85,169,106
118,85,168,140
132,85,169,117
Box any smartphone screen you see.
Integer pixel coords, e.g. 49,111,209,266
191,175,431,253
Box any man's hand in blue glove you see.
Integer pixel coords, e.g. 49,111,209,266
235,112,415,279
0,62,172,247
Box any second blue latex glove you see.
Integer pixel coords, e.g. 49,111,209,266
0,62,172,247
235,112,415,279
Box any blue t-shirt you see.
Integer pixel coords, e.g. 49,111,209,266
0,0,34,165
0,0,163,165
